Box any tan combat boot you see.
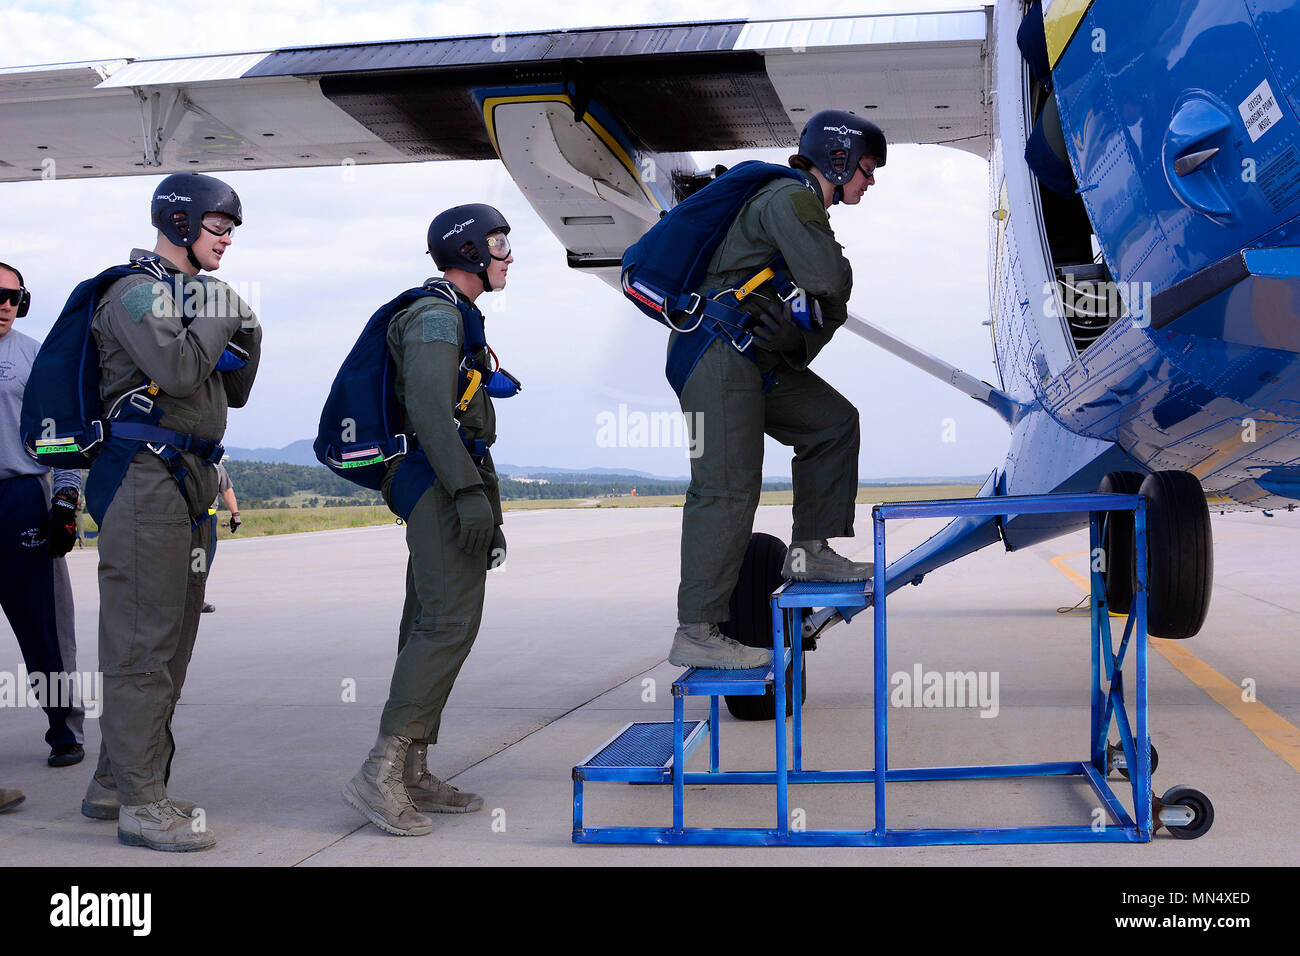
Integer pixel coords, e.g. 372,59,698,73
782,539,874,582
669,622,771,670
0,788,24,813
118,799,216,852
404,741,483,813
82,776,198,821
342,733,434,835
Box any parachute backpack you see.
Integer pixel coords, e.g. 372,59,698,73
315,279,521,490
620,161,821,395
21,257,172,468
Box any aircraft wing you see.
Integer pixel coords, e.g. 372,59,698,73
0,10,992,183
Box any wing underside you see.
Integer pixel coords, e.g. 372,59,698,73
0,10,992,183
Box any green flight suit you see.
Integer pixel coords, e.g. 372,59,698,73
379,284,501,743
675,173,859,623
90,249,261,806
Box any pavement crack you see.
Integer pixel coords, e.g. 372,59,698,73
442,660,666,781
291,660,664,866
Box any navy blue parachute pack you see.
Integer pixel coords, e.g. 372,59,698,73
314,278,520,502
21,255,249,526
620,160,822,395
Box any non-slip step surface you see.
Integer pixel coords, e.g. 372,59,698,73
580,720,706,769
678,664,772,683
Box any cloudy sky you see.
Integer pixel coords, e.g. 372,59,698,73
2,0,1008,479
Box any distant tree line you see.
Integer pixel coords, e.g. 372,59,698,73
223,460,794,508
224,461,382,508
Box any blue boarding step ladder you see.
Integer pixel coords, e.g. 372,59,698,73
572,657,791,841
571,491,1215,847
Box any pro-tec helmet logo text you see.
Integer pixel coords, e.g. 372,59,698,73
441,218,475,240
823,125,863,137
156,193,192,203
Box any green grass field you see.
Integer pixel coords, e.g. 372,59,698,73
76,485,980,545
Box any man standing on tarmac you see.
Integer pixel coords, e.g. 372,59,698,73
0,261,85,767
200,457,240,614
342,204,512,836
670,109,885,669
79,173,261,851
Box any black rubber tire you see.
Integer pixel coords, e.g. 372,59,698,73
1139,471,1214,640
1116,741,1159,780
720,533,806,720
1097,471,1146,615
1161,785,1215,840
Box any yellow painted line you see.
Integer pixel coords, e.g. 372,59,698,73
1050,551,1090,591
1050,551,1123,615
1151,640,1300,773
1050,549,1300,773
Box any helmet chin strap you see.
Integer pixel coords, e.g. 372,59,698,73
478,270,493,293
186,246,202,271
832,184,844,205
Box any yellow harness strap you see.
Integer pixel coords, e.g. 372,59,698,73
733,267,775,302
457,368,483,412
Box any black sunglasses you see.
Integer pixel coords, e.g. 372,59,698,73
0,288,25,307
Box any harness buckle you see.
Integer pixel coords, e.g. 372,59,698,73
729,330,755,354
683,292,703,315
666,310,705,334
778,283,802,304
128,393,155,414
83,421,105,455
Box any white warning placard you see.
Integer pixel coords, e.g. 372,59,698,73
1239,78,1284,143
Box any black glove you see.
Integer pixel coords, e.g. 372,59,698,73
454,489,494,556
750,298,804,353
486,526,507,570
44,488,80,558
229,512,242,534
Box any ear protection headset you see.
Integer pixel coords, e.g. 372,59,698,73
0,261,30,317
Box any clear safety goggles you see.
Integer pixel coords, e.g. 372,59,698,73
201,213,238,238
486,233,510,261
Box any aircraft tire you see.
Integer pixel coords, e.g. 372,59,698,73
1098,471,1146,614
1140,470,1214,640
721,533,806,721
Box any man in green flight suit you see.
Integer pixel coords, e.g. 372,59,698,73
343,204,513,836
670,110,886,669
80,173,261,850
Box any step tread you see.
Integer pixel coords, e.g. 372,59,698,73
579,720,706,769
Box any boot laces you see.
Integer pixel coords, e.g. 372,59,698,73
146,798,186,824
704,624,747,652
382,756,417,811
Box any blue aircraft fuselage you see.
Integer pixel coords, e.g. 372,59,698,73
882,0,1300,596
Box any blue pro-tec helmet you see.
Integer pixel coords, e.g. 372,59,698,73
798,110,887,201
151,173,243,248
427,203,512,292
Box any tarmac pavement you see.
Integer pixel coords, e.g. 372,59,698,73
1,504,1296,867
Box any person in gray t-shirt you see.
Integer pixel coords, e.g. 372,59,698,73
0,261,85,767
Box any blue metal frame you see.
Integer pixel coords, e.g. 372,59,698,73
572,491,1153,846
